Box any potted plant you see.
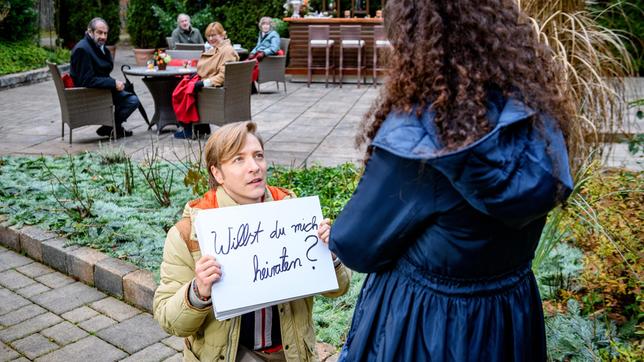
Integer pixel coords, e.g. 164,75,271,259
154,50,172,70
127,0,165,65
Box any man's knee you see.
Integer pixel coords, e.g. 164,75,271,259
125,93,140,110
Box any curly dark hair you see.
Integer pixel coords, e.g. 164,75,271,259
359,0,575,159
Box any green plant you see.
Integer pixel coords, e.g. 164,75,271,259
267,163,360,220
151,1,212,39
0,0,37,42
533,158,597,271
545,299,621,361
167,138,209,197
272,18,289,38
46,46,71,64
42,154,95,221
535,243,585,300
520,0,635,174
627,98,644,155
590,0,644,75
139,146,174,208
55,0,121,48
314,272,365,346
0,41,70,75
97,143,128,165
211,0,286,51
127,0,165,48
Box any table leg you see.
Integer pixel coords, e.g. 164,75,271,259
142,77,182,133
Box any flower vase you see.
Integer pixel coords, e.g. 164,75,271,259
158,62,167,70
291,0,302,18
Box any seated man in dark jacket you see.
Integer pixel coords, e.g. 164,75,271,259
70,17,138,138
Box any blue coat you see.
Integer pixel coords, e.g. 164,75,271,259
329,92,573,361
250,30,280,56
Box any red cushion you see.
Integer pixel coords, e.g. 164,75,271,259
168,59,198,67
276,49,285,56
61,73,75,88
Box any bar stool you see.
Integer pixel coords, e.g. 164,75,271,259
339,25,366,88
373,25,392,86
307,25,336,88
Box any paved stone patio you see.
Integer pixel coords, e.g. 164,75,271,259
0,245,183,361
0,44,376,167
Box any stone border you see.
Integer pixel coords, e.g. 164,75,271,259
0,63,70,91
0,217,157,313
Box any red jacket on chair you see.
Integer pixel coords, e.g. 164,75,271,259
172,75,200,123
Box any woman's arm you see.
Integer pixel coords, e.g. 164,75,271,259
206,47,240,87
329,148,437,273
265,32,280,56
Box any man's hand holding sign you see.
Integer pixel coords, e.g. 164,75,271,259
153,122,350,361
194,196,339,320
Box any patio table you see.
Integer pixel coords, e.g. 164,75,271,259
123,66,196,133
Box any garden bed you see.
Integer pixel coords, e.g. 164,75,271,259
0,151,640,357
0,41,70,76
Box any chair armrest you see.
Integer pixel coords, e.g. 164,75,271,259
263,55,286,62
200,86,225,96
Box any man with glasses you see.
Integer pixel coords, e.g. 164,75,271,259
70,17,139,138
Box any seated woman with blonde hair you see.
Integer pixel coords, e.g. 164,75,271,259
248,17,281,92
173,22,239,139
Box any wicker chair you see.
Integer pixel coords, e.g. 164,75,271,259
257,38,290,94
166,49,203,60
197,60,254,126
175,43,205,51
47,61,115,143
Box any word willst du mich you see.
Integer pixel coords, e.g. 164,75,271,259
205,216,321,282
208,216,318,255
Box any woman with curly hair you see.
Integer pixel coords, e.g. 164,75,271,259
327,0,576,360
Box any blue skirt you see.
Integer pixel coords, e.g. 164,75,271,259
339,259,546,361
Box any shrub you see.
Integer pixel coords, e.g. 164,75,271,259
0,41,70,76
0,0,38,42
211,0,286,51
545,299,621,361
151,0,212,41
590,0,644,75
127,0,164,48
272,18,289,38
55,0,121,48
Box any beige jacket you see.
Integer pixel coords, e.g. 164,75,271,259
197,39,239,87
153,187,352,362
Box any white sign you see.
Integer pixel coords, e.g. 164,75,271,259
194,196,339,320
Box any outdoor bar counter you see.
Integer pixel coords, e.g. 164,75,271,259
284,17,384,81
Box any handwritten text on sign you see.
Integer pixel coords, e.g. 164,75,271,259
194,196,338,319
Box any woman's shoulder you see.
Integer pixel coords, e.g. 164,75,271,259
372,95,539,161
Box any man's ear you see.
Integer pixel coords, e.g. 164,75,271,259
211,165,224,185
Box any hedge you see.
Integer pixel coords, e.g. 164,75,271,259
55,0,121,48
0,0,38,42
0,41,70,76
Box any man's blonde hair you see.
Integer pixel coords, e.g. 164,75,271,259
204,121,264,189
205,22,226,39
